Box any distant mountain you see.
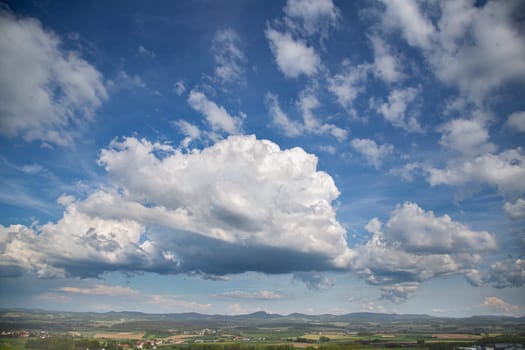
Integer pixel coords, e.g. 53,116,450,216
238,311,280,319
1,308,524,325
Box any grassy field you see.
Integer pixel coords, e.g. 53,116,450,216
0,330,516,350
93,331,145,339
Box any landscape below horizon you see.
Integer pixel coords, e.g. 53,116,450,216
1,0,525,325
1,309,525,350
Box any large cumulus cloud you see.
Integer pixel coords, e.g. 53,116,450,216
0,135,516,296
0,135,352,278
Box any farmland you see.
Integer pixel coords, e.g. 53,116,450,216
0,310,524,350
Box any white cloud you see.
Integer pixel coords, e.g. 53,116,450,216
173,80,186,96
381,202,496,254
380,282,419,304
350,202,495,288
327,62,370,113
0,10,107,146
433,1,525,101
97,135,347,258
486,259,525,288
352,242,481,286
0,135,352,278
364,217,382,237
438,118,496,157
351,138,394,169
265,92,347,141
211,29,245,84
369,35,404,84
297,92,321,130
172,119,202,148
293,271,334,291
265,93,303,137
214,290,283,300
319,145,336,155
283,0,339,36
389,162,422,182
266,28,321,78
0,204,149,278
55,284,139,297
107,71,145,91
374,86,422,132
138,45,156,58
426,147,525,201
297,91,347,141
173,120,201,140
481,297,520,315
361,301,386,313
380,0,434,50
504,198,525,220
506,111,525,133
379,1,525,102
187,90,244,135
464,269,485,287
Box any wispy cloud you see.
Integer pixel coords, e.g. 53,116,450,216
213,290,283,301
55,284,139,297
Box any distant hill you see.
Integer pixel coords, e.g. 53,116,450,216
1,308,524,333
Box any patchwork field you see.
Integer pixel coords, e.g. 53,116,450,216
431,334,482,339
93,331,145,339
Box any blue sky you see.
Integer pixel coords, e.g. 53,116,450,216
0,0,524,317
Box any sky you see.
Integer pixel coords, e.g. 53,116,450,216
0,0,524,318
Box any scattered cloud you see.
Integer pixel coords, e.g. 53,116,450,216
481,296,520,315
327,61,370,115
173,80,186,96
266,28,321,78
265,91,347,141
374,202,496,254
380,0,434,50
351,138,394,169
293,271,334,291
187,90,244,135
283,0,340,37
380,282,419,304
426,147,525,201
107,71,146,91
438,118,496,157
373,86,422,132
378,0,525,102
172,119,202,148
211,29,245,84
296,91,347,141
0,10,107,146
214,290,283,300
486,259,525,288
350,202,495,288
389,162,422,182
138,45,156,58
504,199,525,220
265,93,303,137
369,35,404,84
361,301,386,313
506,111,525,134
55,284,139,297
